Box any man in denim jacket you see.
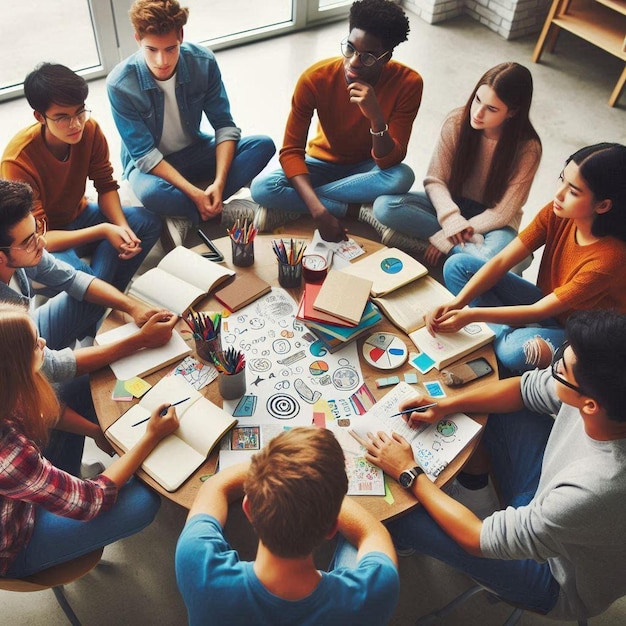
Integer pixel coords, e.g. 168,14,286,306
106,0,275,246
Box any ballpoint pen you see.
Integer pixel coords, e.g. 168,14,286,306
388,402,438,418
132,397,191,427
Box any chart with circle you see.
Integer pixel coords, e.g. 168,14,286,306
380,257,403,274
362,333,408,370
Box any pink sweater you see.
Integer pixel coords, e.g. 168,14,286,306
425,108,541,254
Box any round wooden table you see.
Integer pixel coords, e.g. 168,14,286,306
90,234,496,520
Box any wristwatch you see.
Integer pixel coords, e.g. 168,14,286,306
398,465,424,489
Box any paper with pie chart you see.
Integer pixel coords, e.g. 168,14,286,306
362,332,408,370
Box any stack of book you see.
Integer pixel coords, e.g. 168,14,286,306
296,281,382,353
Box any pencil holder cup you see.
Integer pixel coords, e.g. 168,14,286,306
218,368,246,400
195,335,221,363
231,239,255,267
277,260,302,289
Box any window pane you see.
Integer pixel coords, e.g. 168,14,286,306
184,0,293,43
318,0,352,7
0,0,100,91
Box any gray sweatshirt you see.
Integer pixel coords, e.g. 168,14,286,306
481,368,626,619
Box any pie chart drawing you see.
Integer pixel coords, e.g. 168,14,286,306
380,257,403,274
309,360,329,376
362,333,408,370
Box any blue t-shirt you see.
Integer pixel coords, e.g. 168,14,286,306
175,514,399,626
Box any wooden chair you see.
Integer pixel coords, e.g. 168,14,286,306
416,582,588,626
0,547,103,626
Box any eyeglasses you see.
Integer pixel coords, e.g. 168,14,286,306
0,218,47,254
340,40,390,67
551,340,584,394
44,108,91,129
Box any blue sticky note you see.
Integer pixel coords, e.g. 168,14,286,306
403,372,418,384
410,352,435,374
424,380,446,397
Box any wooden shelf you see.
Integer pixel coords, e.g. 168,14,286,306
533,0,626,106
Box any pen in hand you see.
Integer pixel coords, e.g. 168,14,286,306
131,397,191,427
388,402,438,418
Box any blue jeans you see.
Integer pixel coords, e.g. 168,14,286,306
250,156,415,217
373,191,516,261
129,135,275,224
386,409,560,615
443,254,564,373
51,202,161,293
6,374,162,578
6,478,160,578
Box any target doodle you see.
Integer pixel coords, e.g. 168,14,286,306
266,394,300,420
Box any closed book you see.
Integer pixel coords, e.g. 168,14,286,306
297,282,355,327
340,247,428,297
214,273,271,312
304,301,381,341
312,270,372,326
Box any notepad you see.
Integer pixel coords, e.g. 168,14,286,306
312,270,372,326
128,246,235,315
95,322,191,380
214,273,271,312
106,376,237,491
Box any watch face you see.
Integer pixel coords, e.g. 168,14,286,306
302,254,327,270
398,471,414,489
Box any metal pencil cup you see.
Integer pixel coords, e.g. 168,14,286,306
195,334,221,363
278,260,302,288
218,368,246,400
231,239,255,267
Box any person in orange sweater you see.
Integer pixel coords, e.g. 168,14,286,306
425,143,626,374
1,62,161,292
250,0,422,242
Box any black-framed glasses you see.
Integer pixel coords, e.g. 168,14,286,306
44,108,91,129
551,340,584,394
0,218,47,254
340,39,390,67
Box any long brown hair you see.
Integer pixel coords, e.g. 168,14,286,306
449,62,541,206
0,303,58,444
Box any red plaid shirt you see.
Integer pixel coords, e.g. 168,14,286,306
0,422,117,575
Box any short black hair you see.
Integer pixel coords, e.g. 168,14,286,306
0,180,34,248
567,310,626,422
24,62,89,114
349,0,410,50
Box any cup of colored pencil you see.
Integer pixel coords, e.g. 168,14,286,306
272,238,306,289
228,218,257,267
212,347,247,400
183,308,222,362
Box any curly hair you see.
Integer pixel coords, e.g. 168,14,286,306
129,0,189,38
349,0,410,50
244,427,348,559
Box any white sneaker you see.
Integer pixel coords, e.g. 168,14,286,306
381,228,429,259
80,461,105,479
253,206,301,233
445,478,500,520
221,198,258,230
357,203,387,239
161,217,191,252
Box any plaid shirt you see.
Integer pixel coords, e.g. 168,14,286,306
0,422,117,575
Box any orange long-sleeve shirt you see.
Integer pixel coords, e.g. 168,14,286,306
279,57,423,179
519,202,626,324
1,118,119,228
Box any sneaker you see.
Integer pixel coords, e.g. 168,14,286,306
445,478,499,520
221,198,258,230
253,206,301,233
80,461,105,479
161,217,191,252
381,228,429,259
357,204,387,239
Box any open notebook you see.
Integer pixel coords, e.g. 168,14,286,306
105,376,237,491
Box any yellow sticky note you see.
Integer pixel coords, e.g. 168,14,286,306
124,377,152,398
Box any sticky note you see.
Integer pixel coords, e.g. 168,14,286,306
112,379,133,401
124,377,152,398
403,372,419,384
424,380,446,397
409,352,435,374
376,376,400,388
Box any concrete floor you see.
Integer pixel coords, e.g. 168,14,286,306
0,7,625,625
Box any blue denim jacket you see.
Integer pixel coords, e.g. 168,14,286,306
107,42,241,178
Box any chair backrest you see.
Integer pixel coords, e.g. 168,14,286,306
0,547,103,592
